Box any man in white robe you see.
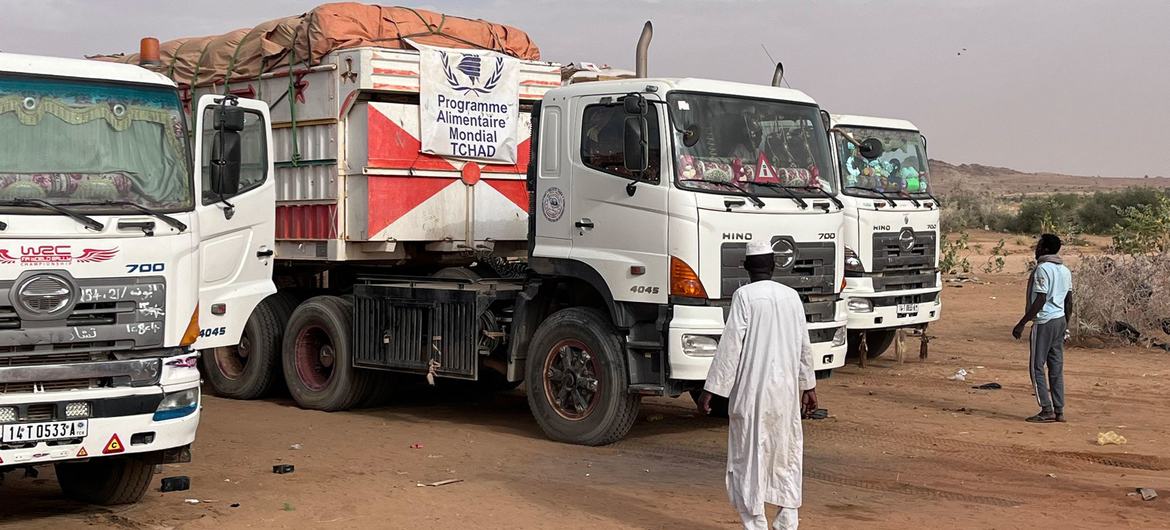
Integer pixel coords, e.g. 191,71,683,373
699,240,818,530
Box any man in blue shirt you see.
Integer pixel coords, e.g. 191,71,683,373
1013,234,1075,423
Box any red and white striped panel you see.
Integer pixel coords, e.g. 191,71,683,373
363,102,530,244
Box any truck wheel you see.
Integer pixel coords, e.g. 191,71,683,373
55,456,153,505
846,330,898,359
525,308,640,446
282,296,373,411
201,294,291,399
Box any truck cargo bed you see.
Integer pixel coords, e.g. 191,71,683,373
189,47,561,263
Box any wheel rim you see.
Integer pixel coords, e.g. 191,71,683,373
212,332,251,380
542,339,602,421
294,324,335,391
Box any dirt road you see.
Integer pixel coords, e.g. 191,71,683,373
2,275,1168,529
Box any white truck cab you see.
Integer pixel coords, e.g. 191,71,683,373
533,78,847,384
0,50,274,503
829,115,941,358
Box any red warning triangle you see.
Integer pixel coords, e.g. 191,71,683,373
102,434,124,454
756,153,778,183
76,447,88,457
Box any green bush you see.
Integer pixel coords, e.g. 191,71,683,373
1012,194,1081,234
938,185,1014,232
938,187,1170,237
1079,188,1170,233
1111,196,1170,253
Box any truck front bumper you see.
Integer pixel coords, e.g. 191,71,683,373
844,280,942,330
0,352,201,469
667,305,847,381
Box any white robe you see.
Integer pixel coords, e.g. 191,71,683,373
704,280,815,517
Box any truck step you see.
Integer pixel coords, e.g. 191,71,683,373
627,384,665,396
625,340,662,351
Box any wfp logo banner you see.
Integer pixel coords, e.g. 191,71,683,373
414,41,520,163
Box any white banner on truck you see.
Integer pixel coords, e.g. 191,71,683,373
414,41,520,164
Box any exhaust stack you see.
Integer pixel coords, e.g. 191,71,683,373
139,37,161,68
635,21,653,78
771,62,784,87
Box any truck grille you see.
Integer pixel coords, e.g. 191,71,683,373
25,403,55,421
871,230,938,291
0,379,94,395
870,292,939,307
0,275,165,353
720,241,838,323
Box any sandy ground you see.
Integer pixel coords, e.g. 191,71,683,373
2,274,1169,529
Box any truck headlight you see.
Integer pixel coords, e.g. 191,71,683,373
153,387,200,421
681,334,719,357
0,406,15,423
844,246,865,273
832,327,847,347
848,298,873,313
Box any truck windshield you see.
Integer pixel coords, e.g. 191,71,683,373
835,127,931,198
668,92,835,197
0,75,192,213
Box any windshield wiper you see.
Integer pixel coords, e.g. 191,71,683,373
898,191,922,208
678,179,765,208
1,198,104,231
802,185,844,209
844,186,897,207
68,201,187,233
748,182,809,210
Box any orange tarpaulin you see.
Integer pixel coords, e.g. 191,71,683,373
89,2,540,87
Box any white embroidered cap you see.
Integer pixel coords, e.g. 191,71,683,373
746,240,773,257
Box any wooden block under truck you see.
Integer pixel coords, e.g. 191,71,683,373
829,114,943,358
183,26,846,445
0,49,275,503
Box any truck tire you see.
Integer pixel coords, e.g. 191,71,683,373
201,294,291,399
282,296,373,411
55,456,154,505
846,329,897,360
525,307,641,446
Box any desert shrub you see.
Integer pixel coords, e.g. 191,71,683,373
1075,252,1170,343
1079,188,1170,233
1012,194,1081,234
1111,196,1170,254
981,239,1007,273
938,186,1014,232
940,232,972,274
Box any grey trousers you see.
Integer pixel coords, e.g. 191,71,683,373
1029,317,1066,412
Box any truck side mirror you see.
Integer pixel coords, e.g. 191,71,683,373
210,105,245,196
859,138,884,160
623,116,649,174
623,93,647,116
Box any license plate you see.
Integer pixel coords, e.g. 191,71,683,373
897,303,920,314
0,420,88,443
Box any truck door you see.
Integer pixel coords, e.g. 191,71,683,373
568,95,669,302
193,95,277,349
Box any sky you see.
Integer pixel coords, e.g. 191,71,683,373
1,0,1167,177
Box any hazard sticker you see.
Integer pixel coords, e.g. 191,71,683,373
102,434,124,454
77,447,88,457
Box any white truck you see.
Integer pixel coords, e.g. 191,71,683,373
0,50,274,503
829,115,942,358
150,23,846,445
